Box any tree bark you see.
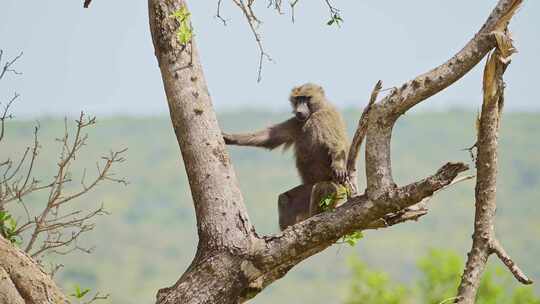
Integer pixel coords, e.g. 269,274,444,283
455,4,532,301
148,1,261,302
0,236,67,304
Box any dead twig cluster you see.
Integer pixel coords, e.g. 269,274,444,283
1,111,127,260
212,0,340,81
230,0,272,82
0,49,119,304
0,54,127,261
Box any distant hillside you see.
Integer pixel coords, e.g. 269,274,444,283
1,111,538,304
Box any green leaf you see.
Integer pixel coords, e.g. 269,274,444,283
178,25,193,45
6,217,17,231
0,210,20,244
326,14,344,27
0,211,10,221
70,284,91,299
170,6,194,45
342,231,364,246
319,193,335,211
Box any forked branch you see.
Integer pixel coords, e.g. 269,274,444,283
255,0,525,295
455,11,531,302
346,80,382,195
364,0,523,198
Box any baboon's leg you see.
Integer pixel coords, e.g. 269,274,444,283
309,181,347,216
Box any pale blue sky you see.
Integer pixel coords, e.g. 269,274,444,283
0,1,538,117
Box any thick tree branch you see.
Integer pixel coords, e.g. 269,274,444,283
364,0,523,199
346,80,382,195
383,0,522,117
455,16,531,303
0,237,67,303
256,163,468,285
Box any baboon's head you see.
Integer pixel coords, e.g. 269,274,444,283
289,83,327,122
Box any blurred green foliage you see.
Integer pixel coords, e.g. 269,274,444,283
346,249,540,304
1,110,538,303
346,257,408,304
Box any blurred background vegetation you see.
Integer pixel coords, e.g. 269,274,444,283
1,110,538,303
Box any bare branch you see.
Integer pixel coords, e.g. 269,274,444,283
456,11,531,302
0,50,23,81
489,239,532,285
232,0,272,82
0,111,128,258
323,0,341,25
366,174,474,230
215,0,228,25
364,0,523,199
260,162,469,277
346,80,382,195
377,0,522,118
290,0,300,23
0,93,19,143
83,292,110,304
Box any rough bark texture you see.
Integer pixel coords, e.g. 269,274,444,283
455,6,532,301
0,236,67,304
346,80,382,195
146,0,528,303
148,1,260,303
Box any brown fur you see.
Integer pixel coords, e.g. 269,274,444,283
223,83,349,185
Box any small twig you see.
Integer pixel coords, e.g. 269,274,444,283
0,92,19,143
15,113,127,258
489,239,533,284
0,50,23,81
290,0,300,23
438,297,460,304
232,0,272,82
323,0,341,26
49,263,64,279
463,143,477,164
83,292,110,304
267,0,283,14
215,0,228,25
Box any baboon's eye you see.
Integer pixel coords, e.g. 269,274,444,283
296,96,311,103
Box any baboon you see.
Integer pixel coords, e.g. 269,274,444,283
223,83,349,227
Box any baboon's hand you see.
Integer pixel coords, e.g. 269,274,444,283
332,166,348,185
222,132,235,145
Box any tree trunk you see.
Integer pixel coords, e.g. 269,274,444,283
148,1,263,302
0,236,67,304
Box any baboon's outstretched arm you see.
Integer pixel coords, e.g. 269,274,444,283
223,118,298,150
